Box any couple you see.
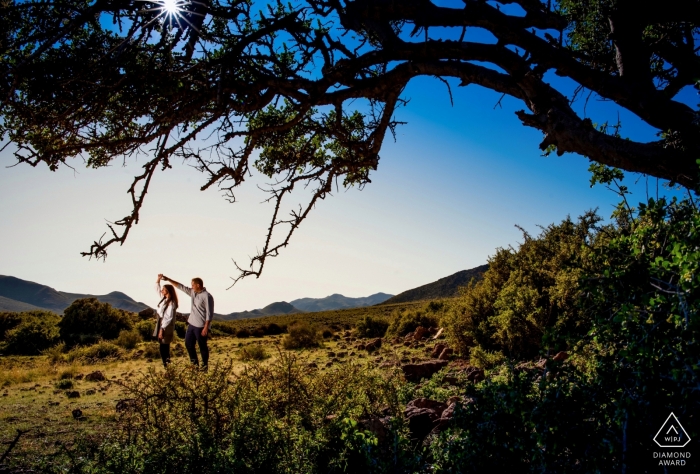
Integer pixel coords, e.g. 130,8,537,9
154,274,214,369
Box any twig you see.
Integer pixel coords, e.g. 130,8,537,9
0,429,29,465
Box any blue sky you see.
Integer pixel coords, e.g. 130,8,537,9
0,1,694,313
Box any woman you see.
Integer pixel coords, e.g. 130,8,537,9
154,274,178,367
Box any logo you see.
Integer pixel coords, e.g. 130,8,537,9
654,413,691,448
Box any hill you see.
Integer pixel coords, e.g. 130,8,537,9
290,293,393,312
218,301,304,321
0,275,149,313
0,295,47,313
381,264,489,305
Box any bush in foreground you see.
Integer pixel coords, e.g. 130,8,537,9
62,356,415,474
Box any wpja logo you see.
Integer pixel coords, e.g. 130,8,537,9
652,413,692,467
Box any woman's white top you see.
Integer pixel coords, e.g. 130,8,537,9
156,282,177,330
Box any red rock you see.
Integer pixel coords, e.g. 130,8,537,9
413,326,429,341
431,344,446,358
553,351,569,362
401,360,449,382
438,347,453,360
84,371,106,382
466,367,485,382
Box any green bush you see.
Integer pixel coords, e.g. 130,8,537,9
282,321,321,349
55,379,73,390
43,342,66,364
235,328,251,338
67,356,415,473
431,196,700,472
386,309,437,337
262,322,285,335
59,298,134,345
135,319,155,340
142,342,160,359
0,310,61,355
355,316,389,338
116,329,142,349
443,212,601,360
65,340,124,363
175,321,187,339
0,312,22,339
238,344,269,361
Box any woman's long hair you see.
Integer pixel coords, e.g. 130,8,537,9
159,284,179,310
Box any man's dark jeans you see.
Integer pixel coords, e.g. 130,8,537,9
184,324,209,367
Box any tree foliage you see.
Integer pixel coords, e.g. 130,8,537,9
436,195,700,472
0,310,61,355
1,0,697,280
445,211,605,361
59,297,134,345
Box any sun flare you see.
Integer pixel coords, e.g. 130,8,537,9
161,0,180,15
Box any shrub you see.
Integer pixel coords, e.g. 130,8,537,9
55,379,73,390
321,328,334,338
238,344,269,361
386,309,437,337
0,312,22,339
443,212,601,359
66,341,124,363
60,298,134,345
43,343,66,364
135,319,155,340
282,321,321,349
69,356,415,473
116,329,142,349
142,342,160,359
252,327,265,337
0,310,61,355
235,328,251,338
355,316,389,338
263,322,285,335
469,345,505,369
59,366,78,380
175,321,187,339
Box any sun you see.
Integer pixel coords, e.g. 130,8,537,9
161,0,181,15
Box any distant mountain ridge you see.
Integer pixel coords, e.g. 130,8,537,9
290,293,392,312
0,275,149,314
218,301,304,321
217,292,394,321
381,264,489,305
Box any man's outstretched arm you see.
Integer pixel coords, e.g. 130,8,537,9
161,275,192,297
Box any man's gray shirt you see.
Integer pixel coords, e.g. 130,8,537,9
175,283,214,328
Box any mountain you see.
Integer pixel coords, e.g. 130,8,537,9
218,301,304,321
0,295,47,313
290,293,393,312
60,291,148,313
381,264,489,305
0,275,149,313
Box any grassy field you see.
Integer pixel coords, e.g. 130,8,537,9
0,300,453,470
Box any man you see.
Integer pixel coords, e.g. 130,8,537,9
159,274,214,368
